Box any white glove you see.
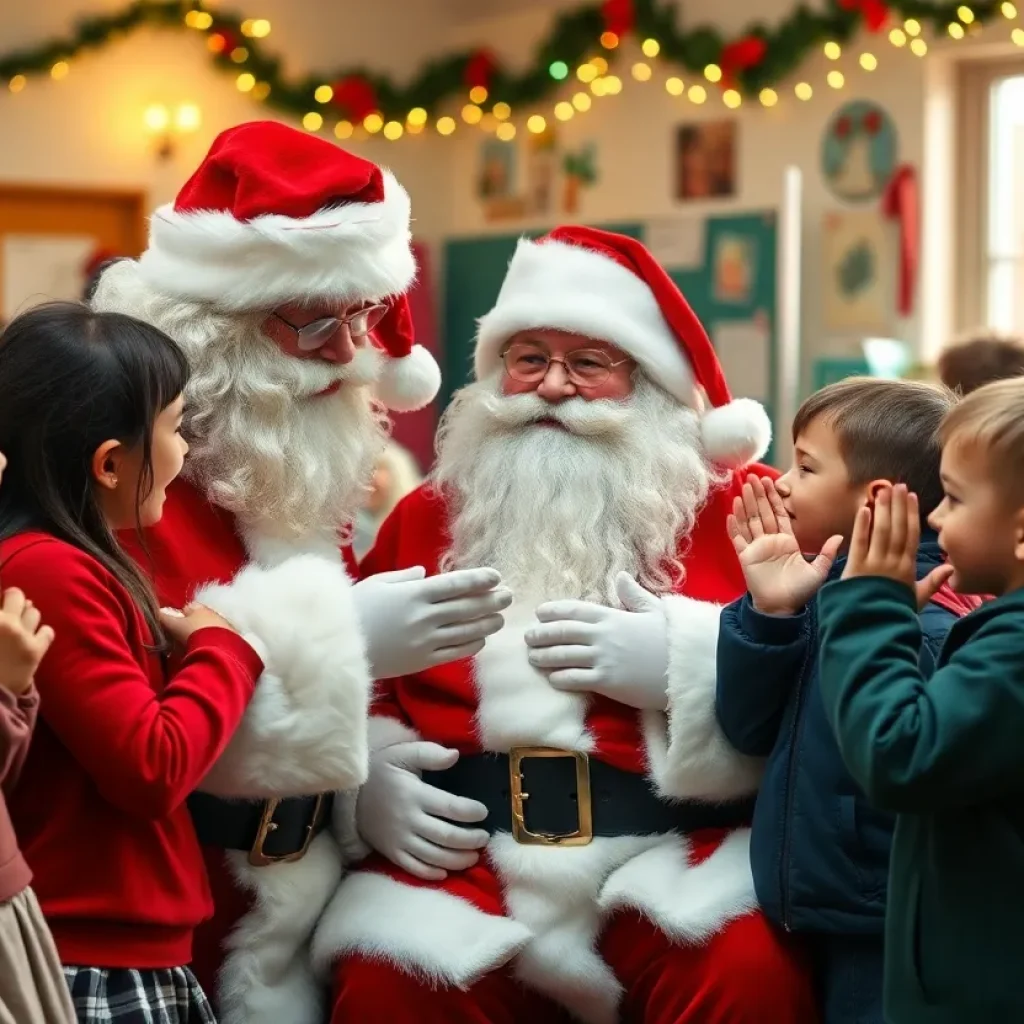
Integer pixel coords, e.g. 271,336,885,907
353,566,512,679
525,572,670,711
355,741,491,881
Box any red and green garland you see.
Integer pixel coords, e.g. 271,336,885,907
0,0,1015,125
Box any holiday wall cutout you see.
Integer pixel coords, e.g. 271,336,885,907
822,209,895,332
1,1,1018,134
676,121,737,202
821,100,899,203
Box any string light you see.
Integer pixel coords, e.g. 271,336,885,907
632,62,652,81
958,6,975,23
236,72,255,92
904,19,922,35
591,56,609,74
723,89,742,108
549,61,568,80
641,38,660,57
572,91,592,111
252,81,271,100
230,47,249,63
824,41,842,59
600,31,619,49
604,74,622,94
795,81,813,100
760,87,778,107
688,84,707,104
207,33,228,53
665,76,684,96
468,85,488,104
314,85,333,103
1002,2,1017,17
554,101,574,120
436,116,456,135
577,64,598,83
827,70,845,89
50,61,69,79
527,114,547,133
461,103,483,124
407,107,428,126
948,23,966,38
334,120,354,139
143,103,169,131
492,102,511,119
1013,26,1024,43
383,120,403,140
249,19,271,38
496,121,516,141
889,28,907,46
302,112,323,132
704,63,722,83
860,52,878,70
590,76,607,96
185,11,213,29
407,120,425,135
363,112,383,133
910,37,928,55
175,103,201,131
8,75,26,93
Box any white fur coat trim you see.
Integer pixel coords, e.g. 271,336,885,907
216,834,343,1024
139,170,415,310
194,552,372,797
313,830,755,1023
644,594,764,801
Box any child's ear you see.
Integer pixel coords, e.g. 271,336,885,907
863,479,892,508
91,439,123,492
1013,507,1024,564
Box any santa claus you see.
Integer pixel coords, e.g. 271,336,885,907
311,227,818,1023
91,121,512,1024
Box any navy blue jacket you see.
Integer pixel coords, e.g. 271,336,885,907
715,535,958,936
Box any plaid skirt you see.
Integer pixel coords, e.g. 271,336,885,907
62,965,216,1024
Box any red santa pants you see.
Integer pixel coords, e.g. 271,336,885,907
330,909,817,1024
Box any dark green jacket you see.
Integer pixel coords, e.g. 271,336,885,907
817,578,1024,1024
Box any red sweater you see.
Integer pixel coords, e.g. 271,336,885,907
0,532,264,969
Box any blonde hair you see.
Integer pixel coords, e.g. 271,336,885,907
940,376,1024,501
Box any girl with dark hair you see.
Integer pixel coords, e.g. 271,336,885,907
0,303,264,1024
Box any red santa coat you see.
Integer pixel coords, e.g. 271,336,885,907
120,478,373,1024
312,469,772,1024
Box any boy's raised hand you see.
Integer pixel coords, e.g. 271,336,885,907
842,483,953,609
727,475,843,617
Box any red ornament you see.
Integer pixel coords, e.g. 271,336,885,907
863,109,882,135
836,115,853,137
208,29,237,54
719,36,768,88
331,76,378,122
464,50,498,92
839,0,890,32
601,0,635,38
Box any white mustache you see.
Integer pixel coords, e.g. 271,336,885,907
478,390,632,437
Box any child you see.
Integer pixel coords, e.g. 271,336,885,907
0,303,265,1023
936,329,1024,395
0,451,77,1024
817,376,1024,1023
714,378,965,1024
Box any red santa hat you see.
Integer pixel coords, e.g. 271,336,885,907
475,226,771,466
136,120,439,412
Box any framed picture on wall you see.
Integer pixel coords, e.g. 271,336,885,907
675,121,737,201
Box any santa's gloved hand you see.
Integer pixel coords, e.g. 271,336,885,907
356,741,490,881
353,566,512,679
525,573,670,711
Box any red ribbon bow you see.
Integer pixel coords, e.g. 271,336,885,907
720,36,768,88
464,49,498,91
331,76,378,122
601,0,635,38
839,0,890,32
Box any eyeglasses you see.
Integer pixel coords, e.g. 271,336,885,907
271,304,388,353
501,341,632,389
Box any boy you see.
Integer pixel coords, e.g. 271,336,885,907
936,330,1024,395
714,378,965,1024
817,376,1024,1023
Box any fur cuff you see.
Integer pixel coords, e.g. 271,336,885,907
195,555,372,797
643,595,764,801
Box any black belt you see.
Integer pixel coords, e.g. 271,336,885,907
422,749,753,847
188,791,333,866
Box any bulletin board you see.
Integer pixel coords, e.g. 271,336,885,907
442,213,778,460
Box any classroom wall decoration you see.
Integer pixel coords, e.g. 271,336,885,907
822,209,895,331
675,122,737,202
821,100,899,203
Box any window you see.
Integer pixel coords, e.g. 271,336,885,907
986,74,1024,333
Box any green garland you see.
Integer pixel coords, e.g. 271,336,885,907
0,0,1016,127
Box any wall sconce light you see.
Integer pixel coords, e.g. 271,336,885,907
143,102,202,160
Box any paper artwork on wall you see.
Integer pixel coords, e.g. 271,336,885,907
2,234,96,319
477,138,526,222
562,142,598,215
821,100,898,204
713,232,757,305
646,218,705,271
675,121,737,201
822,210,894,332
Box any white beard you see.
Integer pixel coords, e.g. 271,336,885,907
91,262,389,539
433,376,723,604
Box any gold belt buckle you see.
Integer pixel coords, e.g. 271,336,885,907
509,746,593,846
248,795,325,867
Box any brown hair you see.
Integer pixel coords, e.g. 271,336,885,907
937,331,1024,396
940,376,1024,502
793,377,957,518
